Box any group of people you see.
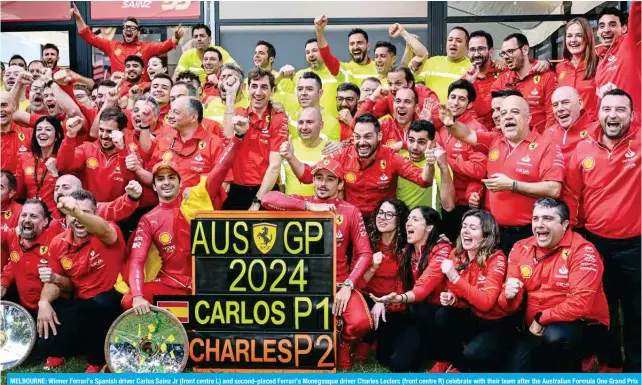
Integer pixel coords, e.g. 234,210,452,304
0,2,640,374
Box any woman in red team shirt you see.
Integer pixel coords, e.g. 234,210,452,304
15,116,64,213
370,206,452,372
353,198,409,362
556,18,600,120
429,209,517,373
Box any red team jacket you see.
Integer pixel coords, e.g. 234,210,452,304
359,240,400,297
403,242,452,305
0,122,32,174
555,60,599,121
469,62,504,129
1,200,22,268
15,153,58,213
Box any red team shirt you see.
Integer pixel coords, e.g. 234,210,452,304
404,242,452,305
470,62,504,129
0,200,22,268
555,60,599,121
15,153,58,213
358,240,400,297
1,122,32,174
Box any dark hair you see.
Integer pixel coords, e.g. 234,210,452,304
95,79,117,89
354,113,380,133
394,87,419,104
398,206,444,292
28,60,44,69
192,24,212,37
469,30,494,48
304,38,317,48
389,64,414,85
70,189,97,212
348,28,369,42
1,170,18,192
367,198,410,262
203,47,222,61
448,79,477,103
256,40,276,59
124,55,144,67
149,55,168,69
176,71,202,87
454,209,501,267
152,73,173,87
491,89,523,99
42,43,59,56
247,67,275,90
124,16,140,26
504,33,529,47
23,197,51,223
174,81,198,97
32,116,64,157
337,82,360,98
374,41,397,56
362,76,381,86
534,198,570,223
99,108,128,130
450,26,470,43
186,97,204,123
408,119,436,140
602,88,633,110
597,7,627,26
299,71,322,90
9,55,26,66
73,83,91,95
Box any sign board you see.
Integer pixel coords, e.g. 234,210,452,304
1,1,71,22
156,211,336,372
90,1,201,21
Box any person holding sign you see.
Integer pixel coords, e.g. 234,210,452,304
122,116,249,313
261,159,374,370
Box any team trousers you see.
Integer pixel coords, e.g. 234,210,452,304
498,225,532,256
442,205,471,244
121,281,192,310
507,320,609,372
38,289,122,365
585,231,641,372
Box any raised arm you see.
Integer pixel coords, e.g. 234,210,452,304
57,196,118,245
390,24,429,60
315,16,342,76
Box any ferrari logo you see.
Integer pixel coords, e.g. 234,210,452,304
336,215,344,225
129,143,138,151
198,141,206,150
18,133,25,141
489,149,499,162
4,211,11,219
162,152,173,161
40,245,48,255
24,167,34,176
385,140,396,147
115,49,122,56
493,72,499,79
579,130,588,138
529,143,538,150
9,251,19,263
582,157,595,171
86,157,99,169
561,249,570,260
253,223,277,254
61,257,73,270
344,172,356,183
520,265,532,279
159,232,172,245
380,160,387,170
534,75,541,84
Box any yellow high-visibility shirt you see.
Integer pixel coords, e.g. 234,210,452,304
293,66,347,114
175,45,235,85
396,150,452,212
202,93,250,123
415,56,471,102
284,98,342,143
281,137,328,196
341,60,378,87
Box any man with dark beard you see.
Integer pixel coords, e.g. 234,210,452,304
119,55,148,98
41,43,61,73
71,4,183,82
314,15,377,86
335,82,360,140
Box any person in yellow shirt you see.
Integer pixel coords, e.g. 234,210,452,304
397,120,455,213
286,72,342,143
293,38,347,114
203,62,249,126
281,107,329,196
251,40,294,99
314,15,377,86
2,64,30,111
175,24,234,85
413,27,471,101
373,41,397,87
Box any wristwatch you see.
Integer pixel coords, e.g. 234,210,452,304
534,312,543,324
342,279,354,290
252,196,262,205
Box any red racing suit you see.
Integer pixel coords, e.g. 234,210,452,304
261,192,374,342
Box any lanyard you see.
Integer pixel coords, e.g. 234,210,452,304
533,246,562,264
33,157,49,198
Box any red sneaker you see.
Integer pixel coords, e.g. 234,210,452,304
85,363,107,373
43,357,65,370
428,361,451,373
354,341,370,362
337,342,353,370
582,356,599,372
597,365,623,373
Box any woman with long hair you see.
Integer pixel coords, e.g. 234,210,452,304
353,198,409,362
429,209,516,373
556,17,600,120
15,116,64,213
370,206,452,372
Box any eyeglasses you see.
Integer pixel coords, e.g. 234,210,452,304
468,47,488,54
336,96,356,103
498,46,524,59
376,210,397,220
123,25,139,31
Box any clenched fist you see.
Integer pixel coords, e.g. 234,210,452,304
65,116,84,138
125,154,141,172
45,158,59,177
314,15,328,31
125,180,143,200
110,130,125,150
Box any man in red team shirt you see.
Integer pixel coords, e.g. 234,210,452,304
149,74,173,122
441,95,565,254
261,158,373,370
223,67,289,210
37,190,126,373
41,43,61,73
56,109,132,203
71,5,183,82
119,55,149,98
595,3,641,116
336,82,360,140
358,87,418,146
1,171,22,267
492,33,557,133
546,87,596,162
124,120,247,313
0,92,32,173
500,198,609,372
489,89,523,131
281,113,434,220
566,89,640,373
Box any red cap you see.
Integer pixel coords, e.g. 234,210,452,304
311,158,345,180
151,160,180,177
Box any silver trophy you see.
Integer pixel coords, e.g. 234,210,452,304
105,306,189,373
0,301,37,370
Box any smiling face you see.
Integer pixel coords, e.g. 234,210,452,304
374,46,395,75
18,203,48,240
448,88,472,119
305,41,322,69
153,169,181,202
147,57,167,79
406,208,432,245
54,175,81,203
565,22,586,57
42,48,59,69
387,70,411,95
460,215,484,252
352,122,381,159
598,13,625,47
150,77,172,106
296,78,322,108
501,38,527,71
348,32,369,64
3,65,22,92
125,60,143,82
598,94,633,140
532,205,568,249
336,89,358,114
132,99,157,129
248,75,272,110
499,96,531,142
253,45,273,69
313,169,342,200
552,87,583,129
447,29,468,61
0,92,16,128
67,199,95,240
468,36,491,68
202,51,221,75
35,120,57,150
98,119,119,151
375,202,398,234
393,88,416,126
95,85,115,111
122,20,140,43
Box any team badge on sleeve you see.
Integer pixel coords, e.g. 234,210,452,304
61,257,73,270
86,158,99,169
520,265,532,278
344,172,356,183
582,157,595,171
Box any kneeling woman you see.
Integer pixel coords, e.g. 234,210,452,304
430,209,517,373
370,206,451,372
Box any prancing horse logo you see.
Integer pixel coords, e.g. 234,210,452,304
253,223,277,254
